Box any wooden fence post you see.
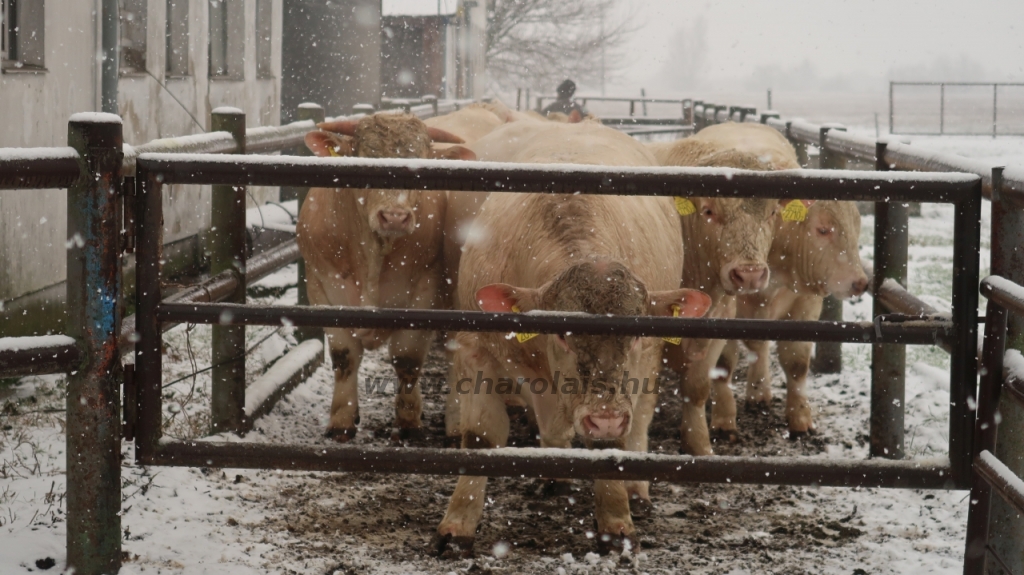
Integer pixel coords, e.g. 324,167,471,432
66,112,124,575
210,107,248,434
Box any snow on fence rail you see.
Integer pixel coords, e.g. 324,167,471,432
0,99,1005,575
964,275,1024,574
129,149,982,500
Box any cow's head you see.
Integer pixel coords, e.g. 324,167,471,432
475,260,711,445
776,200,869,299
679,197,813,295
305,114,474,238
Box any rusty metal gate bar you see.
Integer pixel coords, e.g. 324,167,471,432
133,153,983,489
964,276,1024,575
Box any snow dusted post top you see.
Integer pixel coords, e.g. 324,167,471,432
65,114,124,575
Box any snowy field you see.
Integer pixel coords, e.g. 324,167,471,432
2,107,1022,574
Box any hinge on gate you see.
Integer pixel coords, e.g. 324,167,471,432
122,363,137,441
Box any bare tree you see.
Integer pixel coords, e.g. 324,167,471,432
485,0,637,94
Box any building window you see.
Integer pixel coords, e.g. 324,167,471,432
119,0,147,74
255,0,272,78
2,0,46,72
166,0,189,76
209,0,243,79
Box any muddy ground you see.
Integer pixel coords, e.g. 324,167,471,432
221,339,963,575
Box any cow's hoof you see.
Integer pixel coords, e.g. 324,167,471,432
629,496,654,519
398,426,426,441
540,479,574,497
595,532,635,556
787,427,817,440
710,428,740,444
429,532,475,558
324,427,357,442
744,399,771,413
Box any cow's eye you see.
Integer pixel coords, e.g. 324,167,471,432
817,227,831,236
702,208,714,217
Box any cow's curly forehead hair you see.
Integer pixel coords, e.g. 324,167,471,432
541,260,647,316
353,114,432,159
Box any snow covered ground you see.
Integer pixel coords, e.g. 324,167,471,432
2,129,1020,574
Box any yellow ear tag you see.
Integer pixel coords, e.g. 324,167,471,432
663,305,682,345
510,305,538,343
328,145,341,157
781,200,808,222
674,197,696,216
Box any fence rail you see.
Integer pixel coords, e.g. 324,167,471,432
0,93,1016,574
132,148,982,500
964,276,1024,575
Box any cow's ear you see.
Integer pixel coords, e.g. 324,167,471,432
430,145,477,162
475,283,542,313
648,289,712,318
568,109,583,123
305,131,355,158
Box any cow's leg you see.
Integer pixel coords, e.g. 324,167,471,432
593,477,635,555
388,328,433,437
683,338,727,449
433,348,509,557
743,338,773,407
779,295,822,434
624,378,658,518
537,432,574,496
709,338,739,441
324,327,364,442
778,339,815,434
704,337,737,446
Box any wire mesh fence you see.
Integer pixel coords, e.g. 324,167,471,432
890,81,1024,136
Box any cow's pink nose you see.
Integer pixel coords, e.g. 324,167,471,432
728,264,769,292
378,209,412,229
583,412,629,439
851,277,869,297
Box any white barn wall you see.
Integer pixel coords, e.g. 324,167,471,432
0,0,283,304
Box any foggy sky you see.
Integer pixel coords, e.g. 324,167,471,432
383,0,1023,96
610,0,1024,96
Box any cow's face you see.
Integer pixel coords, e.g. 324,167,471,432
682,198,808,295
305,114,472,239
475,261,710,445
781,201,869,299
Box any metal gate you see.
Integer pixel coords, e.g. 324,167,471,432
131,151,983,490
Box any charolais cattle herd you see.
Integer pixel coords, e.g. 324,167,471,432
294,100,870,556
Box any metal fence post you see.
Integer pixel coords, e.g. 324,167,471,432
288,103,325,344
987,165,1024,572
786,121,809,167
889,81,894,135
210,108,248,433
66,113,124,575
870,140,908,459
280,103,325,203
811,125,847,375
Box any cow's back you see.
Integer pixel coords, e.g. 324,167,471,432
424,107,504,144
459,123,680,307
